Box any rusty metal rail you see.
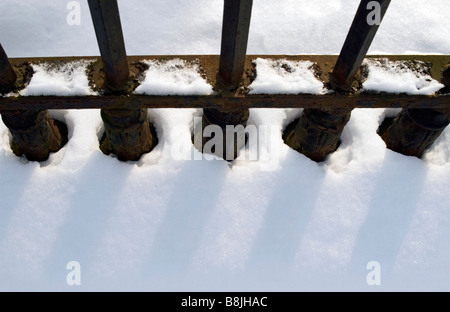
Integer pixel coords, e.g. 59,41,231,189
331,0,391,88
1,90,449,111
2,54,449,111
1,53,450,162
0,0,449,162
88,0,154,161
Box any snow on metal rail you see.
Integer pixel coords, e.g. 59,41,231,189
1,90,449,111
1,55,450,111
0,0,449,162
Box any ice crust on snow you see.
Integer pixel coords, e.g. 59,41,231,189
249,58,325,95
362,58,444,95
134,59,214,96
19,61,96,96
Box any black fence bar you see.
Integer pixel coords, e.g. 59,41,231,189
0,93,449,111
331,0,391,89
219,0,253,88
0,44,65,161
201,0,253,160
0,1,447,163
1,110,65,161
283,0,392,162
0,44,17,91
88,0,155,161
88,0,129,89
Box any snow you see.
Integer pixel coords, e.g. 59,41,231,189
362,58,444,95
249,58,325,95
2,0,450,57
0,0,449,292
135,59,214,96
19,61,95,96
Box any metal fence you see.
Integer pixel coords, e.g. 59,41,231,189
0,0,449,162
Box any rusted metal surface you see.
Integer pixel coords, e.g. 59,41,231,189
88,0,129,90
1,45,64,161
284,0,391,162
287,106,352,161
380,108,449,157
1,54,449,162
5,54,450,93
219,0,253,87
202,0,253,161
380,64,450,158
202,108,249,160
0,44,17,92
283,109,351,162
100,107,156,161
0,0,447,164
1,93,449,111
1,54,450,111
331,0,391,89
88,0,155,161
100,108,156,161
1,110,64,162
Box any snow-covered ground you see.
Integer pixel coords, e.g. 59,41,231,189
0,0,449,291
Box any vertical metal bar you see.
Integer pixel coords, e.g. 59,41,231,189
88,0,129,89
88,0,155,161
1,44,64,161
219,0,253,88
201,0,253,161
331,0,391,88
284,0,391,162
0,44,17,91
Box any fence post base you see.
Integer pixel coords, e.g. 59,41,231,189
380,63,450,157
380,108,450,158
100,108,156,161
283,108,352,162
1,110,65,161
201,108,249,161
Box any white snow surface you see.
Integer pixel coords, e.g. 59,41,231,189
135,59,214,96
19,61,95,96
249,58,325,95
0,0,449,292
362,59,444,95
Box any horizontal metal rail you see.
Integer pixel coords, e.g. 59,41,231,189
1,54,449,111
0,93,449,111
